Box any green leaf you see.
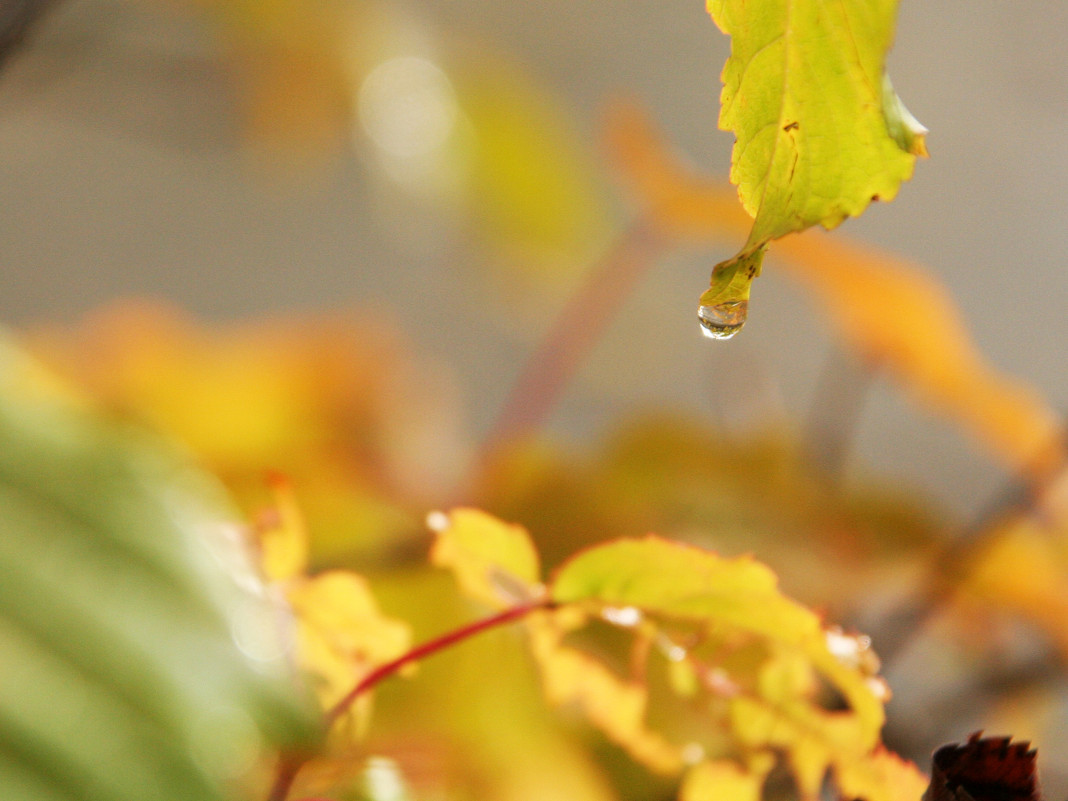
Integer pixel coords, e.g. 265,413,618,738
701,0,925,330
0,334,320,801
550,536,891,798
551,536,820,643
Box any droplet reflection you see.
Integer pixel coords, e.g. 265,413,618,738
698,300,748,340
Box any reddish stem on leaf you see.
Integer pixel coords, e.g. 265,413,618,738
325,599,550,725
268,600,551,801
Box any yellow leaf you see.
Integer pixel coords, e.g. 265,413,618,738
709,0,920,245
429,507,542,609
287,570,411,725
835,748,929,801
964,520,1068,659
255,472,310,582
551,536,823,645
527,612,685,776
605,104,1062,479
701,0,924,330
551,535,888,797
680,757,772,801
452,47,610,280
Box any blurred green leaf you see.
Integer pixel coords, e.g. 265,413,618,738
0,333,319,801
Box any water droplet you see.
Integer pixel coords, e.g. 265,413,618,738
665,644,688,662
698,300,748,340
601,605,643,627
682,743,707,765
425,510,450,532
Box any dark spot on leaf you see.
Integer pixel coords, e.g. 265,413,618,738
782,121,799,132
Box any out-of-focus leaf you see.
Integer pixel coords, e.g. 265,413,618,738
288,571,410,733
451,46,609,285
429,507,542,609
701,0,924,315
963,519,1068,659
186,0,353,160
838,748,930,801
254,477,410,737
606,105,1061,479
28,301,458,563
0,333,319,801
776,233,1064,478
680,756,773,801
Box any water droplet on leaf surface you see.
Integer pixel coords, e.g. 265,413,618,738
698,300,748,340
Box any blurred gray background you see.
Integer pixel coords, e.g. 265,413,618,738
3,0,1068,787
3,0,1066,521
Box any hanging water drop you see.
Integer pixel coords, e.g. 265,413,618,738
698,299,748,340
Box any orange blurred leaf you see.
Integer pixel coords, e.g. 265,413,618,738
28,301,462,561
604,103,1063,478
964,518,1068,659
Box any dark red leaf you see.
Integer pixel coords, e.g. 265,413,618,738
923,732,1042,801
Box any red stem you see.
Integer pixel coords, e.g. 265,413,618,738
324,599,549,725
268,600,551,801
479,220,664,461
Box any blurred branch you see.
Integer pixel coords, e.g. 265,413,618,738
0,0,58,72
476,219,664,473
884,647,1062,757
804,347,874,480
877,420,1068,669
268,600,552,801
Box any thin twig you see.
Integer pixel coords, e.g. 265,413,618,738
0,0,59,71
324,599,550,726
267,600,551,801
476,220,665,469
803,347,874,480
877,421,1068,669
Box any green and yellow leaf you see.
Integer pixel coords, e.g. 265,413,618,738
701,0,925,322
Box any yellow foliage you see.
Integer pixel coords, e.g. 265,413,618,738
428,507,543,609
255,477,410,734
431,510,909,801
27,301,460,561
527,612,686,776
680,757,773,801
835,748,930,801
